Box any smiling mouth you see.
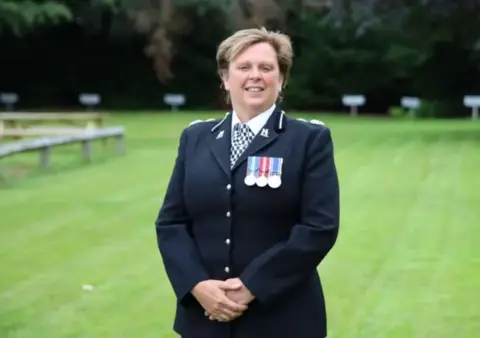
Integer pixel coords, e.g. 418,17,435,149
245,87,264,92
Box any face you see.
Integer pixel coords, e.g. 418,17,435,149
222,42,284,114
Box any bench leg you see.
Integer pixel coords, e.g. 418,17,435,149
116,135,125,155
82,140,92,162
40,146,51,168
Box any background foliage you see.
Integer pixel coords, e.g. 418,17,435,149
1,0,479,116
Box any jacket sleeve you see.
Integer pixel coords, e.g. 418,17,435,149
155,128,210,307
239,126,340,305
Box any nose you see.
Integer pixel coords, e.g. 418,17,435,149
249,67,261,79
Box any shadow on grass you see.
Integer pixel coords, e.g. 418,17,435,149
0,146,125,189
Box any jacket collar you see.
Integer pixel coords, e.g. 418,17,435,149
209,106,286,176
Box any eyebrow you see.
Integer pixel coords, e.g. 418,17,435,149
236,61,276,66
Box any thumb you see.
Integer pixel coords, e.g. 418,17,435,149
218,280,242,290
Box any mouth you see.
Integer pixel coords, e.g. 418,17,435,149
244,87,264,92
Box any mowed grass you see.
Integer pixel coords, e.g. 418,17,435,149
0,111,479,338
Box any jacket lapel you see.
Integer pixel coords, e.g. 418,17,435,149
231,107,282,172
208,113,232,178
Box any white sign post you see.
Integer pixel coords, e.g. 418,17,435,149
401,96,421,117
164,93,185,111
342,94,365,116
463,95,480,120
79,93,101,111
0,92,19,111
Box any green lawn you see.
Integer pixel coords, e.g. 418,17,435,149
1,112,479,338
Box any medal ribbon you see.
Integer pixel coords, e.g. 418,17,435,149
253,156,259,179
258,157,264,179
277,158,283,176
270,157,279,176
246,156,255,176
259,157,270,179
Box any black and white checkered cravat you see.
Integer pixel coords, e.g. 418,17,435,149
230,123,255,168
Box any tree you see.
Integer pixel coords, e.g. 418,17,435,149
0,0,72,36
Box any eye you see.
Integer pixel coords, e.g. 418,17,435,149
261,65,274,72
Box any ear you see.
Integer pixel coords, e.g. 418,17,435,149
278,73,285,90
220,69,230,90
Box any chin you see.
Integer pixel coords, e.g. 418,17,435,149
244,98,271,110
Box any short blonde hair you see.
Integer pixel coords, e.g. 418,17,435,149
216,27,293,88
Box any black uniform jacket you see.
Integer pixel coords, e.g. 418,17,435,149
155,106,340,338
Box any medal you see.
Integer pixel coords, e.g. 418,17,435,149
244,156,257,186
268,157,283,188
268,176,281,188
245,175,256,186
256,176,268,187
256,157,270,187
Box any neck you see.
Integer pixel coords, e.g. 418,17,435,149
235,109,256,123
232,103,274,123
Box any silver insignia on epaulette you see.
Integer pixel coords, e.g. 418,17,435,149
296,118,325,126
310,119,325,125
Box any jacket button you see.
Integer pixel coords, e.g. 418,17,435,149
226,184,231,190
226,211,231,217
225,238,230,245
225,266,230,273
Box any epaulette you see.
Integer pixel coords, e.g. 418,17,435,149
310,119,325,126
296,118,325,126
211,112,230,132
188,118,217,126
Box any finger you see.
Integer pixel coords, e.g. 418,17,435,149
222,314,236,322
215,306,241,319
210,314,225,322
206,310,236,322
206,311,236,322
218,281,242,291
221,296,248,312
214,313,238,322
215,309,243,320
225,291,243,304
214,298,245,318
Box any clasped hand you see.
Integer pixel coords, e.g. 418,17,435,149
191,278,255,322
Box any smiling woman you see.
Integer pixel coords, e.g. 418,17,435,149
216,28,293,122
154,27,340,338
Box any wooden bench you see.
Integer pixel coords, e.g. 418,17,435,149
0,126,98,137
0,112,105,139
0,126,125,168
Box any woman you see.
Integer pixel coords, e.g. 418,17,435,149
155,27,340,338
